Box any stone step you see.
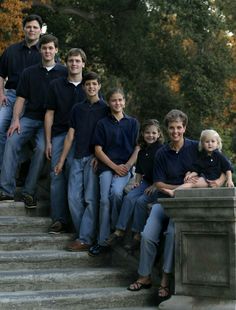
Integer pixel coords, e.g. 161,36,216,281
0,267,135,292
0,216,51,233
0,201,49,217
0,250,112,270
0,287,156,309
0,233,74,251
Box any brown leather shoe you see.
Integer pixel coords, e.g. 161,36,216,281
66,240,91,252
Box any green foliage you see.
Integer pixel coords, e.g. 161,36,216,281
30,0,235,142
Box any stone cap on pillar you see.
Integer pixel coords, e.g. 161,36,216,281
159,187,236,220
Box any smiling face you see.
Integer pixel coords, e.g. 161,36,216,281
67,55,85,76
83,79,101,99
24,20,42,44
108,92,125,114
143,125,160,145
40,42,58,64
167,119,186,143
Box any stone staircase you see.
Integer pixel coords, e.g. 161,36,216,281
0,195,157,309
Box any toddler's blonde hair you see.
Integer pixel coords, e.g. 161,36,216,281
199,129,222,151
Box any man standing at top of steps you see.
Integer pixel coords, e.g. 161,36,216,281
44,48,87,234
0,14,43,171
0,34,67,208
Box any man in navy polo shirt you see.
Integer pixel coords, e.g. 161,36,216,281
54,72,109,251
0,14,43,170
44,48,87,234
0,34,67,207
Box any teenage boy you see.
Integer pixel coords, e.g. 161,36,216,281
54,72,109,250
0,34,67,207
0,14,43,170
44,48,87,234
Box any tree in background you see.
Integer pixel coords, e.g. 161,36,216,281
0,0,31,53
5,0,236,156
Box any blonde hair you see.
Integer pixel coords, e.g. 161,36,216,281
199,129,222,151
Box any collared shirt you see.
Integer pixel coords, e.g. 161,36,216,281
46,77,86,137
135,141,163,184
70,99,109,158
193,149,233,180
93,113,139,174
0,40,41,89
16,63,67,120
153,138,199,185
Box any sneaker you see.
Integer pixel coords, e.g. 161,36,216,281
0,192,14,202
66,240,91,252
49,221,67,234
105,232,124,247
21,193,37,209
88,244,111,257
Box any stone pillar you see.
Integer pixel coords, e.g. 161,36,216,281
158,188,236,310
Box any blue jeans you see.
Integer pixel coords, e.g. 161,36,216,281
98,170,131,246
0,89,16,170
0,117,45,197
50,133,75,224
138,203,175,276
68,155,99,244
116,180,159,233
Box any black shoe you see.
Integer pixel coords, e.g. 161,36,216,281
49,221,67,234
88,244,111,257
0,192,14,202
105,232,124,247
21,193,37,209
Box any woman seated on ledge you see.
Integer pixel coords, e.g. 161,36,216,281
128,109,225,298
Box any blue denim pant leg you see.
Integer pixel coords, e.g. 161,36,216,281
138,203,174,276
98,171,130,246
68,158,86,239
0,89,16,170
79,156,99,244
116,181,149,231
132,186,159,233
110,172,131,229
22,121,46,196
0,117,43,196
50,133,75,224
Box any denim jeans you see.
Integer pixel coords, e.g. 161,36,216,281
50,133,75,224
0,117,45,197
0,89,16,170
68,155,99,244
116,180,159,233
138,203,175,276
98,170,131,246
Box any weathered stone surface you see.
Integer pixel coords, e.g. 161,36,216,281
159,188,236,308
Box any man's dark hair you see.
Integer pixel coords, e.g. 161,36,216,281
39,34,58,48
23,14,43,28
82,72,101,85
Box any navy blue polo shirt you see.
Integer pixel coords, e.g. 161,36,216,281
69,99,109,159
46,77,86,137
136,141,163,184
16,63,67,121
93,113,139,174
153,138,199,186
193,149,233,180
0,40,41,90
